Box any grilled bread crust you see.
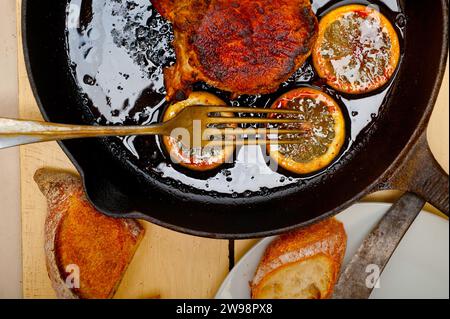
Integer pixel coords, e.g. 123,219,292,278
34,168,144,299
251,218,346,299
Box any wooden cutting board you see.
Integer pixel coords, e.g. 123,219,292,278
17,0,448,299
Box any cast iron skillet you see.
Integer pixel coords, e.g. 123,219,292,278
22,0,449,239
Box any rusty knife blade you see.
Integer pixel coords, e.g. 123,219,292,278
332,192,426,299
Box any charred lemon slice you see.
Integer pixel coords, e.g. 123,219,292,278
268,88,345,175
162,91,235,171
313,5,400,94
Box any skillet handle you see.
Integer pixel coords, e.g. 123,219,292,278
379,132,449,216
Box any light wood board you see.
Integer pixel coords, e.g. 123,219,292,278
18,0,449,299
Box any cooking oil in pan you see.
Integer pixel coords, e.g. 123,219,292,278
66,0,405,196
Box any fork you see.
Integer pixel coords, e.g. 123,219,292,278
0,106,310,150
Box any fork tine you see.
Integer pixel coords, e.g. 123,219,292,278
203,128,309,136
203,139,306,147
203,106,303,116
207,117,306,125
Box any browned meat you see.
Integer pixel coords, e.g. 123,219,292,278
152,0,318,100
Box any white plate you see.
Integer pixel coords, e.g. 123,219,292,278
215,203,449,299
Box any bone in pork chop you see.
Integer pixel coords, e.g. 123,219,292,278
152,0,318,100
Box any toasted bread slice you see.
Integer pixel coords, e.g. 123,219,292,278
251,218,346,299
34,168,145,299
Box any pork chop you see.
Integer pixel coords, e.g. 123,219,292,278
152,0,318,100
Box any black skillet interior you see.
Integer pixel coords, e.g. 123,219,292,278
23,0,448,238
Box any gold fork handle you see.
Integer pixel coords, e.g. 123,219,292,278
0,117,164,149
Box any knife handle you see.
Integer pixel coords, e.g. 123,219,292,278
333,192,425,299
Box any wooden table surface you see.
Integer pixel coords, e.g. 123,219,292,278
17,0,449,299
